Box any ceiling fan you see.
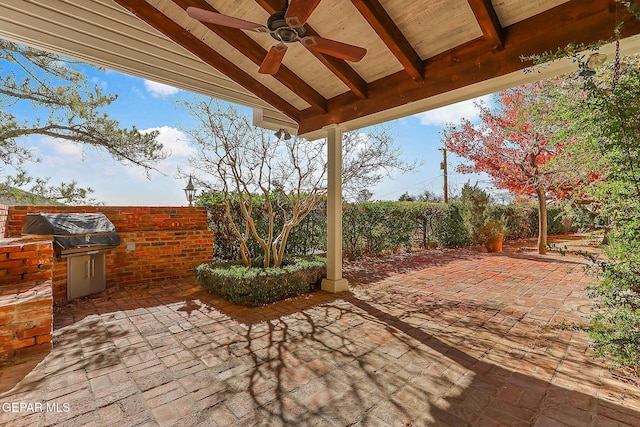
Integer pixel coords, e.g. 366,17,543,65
186,0,367,75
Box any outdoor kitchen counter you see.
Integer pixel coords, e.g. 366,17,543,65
0,239,54,363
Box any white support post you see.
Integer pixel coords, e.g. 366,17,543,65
322,125,349,293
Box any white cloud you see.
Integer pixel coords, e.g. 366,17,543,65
143,80,180,97
39,137,84,163
115,126,195,182
30,128,194,186
415,95,492,127
142,126,194,158
90,76,107,90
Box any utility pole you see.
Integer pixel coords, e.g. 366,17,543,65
439,148,449,203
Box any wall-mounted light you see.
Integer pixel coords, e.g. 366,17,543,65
275,128,291,140
183,175,197,207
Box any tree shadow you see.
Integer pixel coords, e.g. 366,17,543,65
343,295,640,425
1,252,637,426
193,287,640,425
0,317,133,399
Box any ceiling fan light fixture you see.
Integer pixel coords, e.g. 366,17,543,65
186,0,366,76
275,28,300,43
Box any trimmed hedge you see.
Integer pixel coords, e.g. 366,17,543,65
195,256,326,306
435,203,470,248
204,201,569,258
342,202,416,257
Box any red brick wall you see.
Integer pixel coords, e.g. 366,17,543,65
0,240,53,285
2,205,210,236
1,206,213,304
0,241,54,362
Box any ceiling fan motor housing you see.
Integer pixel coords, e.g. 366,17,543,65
267,11,306,42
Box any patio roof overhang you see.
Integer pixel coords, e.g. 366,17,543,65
2,1,640,139
2,0,640,291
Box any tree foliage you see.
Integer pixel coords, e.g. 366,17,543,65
355,189,373,203
458,183,502,244
441,83,594,253
398,191,415,202
0,40,167,203
547,53,640,373
1,176,98,205
415,189,443,203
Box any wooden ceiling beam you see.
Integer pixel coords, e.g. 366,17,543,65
298,0,640,134
467,0,505,50
114,0,300,122
350,0,424,80
255,0,368,98
173,0,327,113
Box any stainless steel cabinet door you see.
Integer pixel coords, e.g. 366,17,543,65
67,253,106,300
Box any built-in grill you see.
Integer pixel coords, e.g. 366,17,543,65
22,213,120,300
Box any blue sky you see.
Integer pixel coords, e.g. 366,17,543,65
13,59,493,206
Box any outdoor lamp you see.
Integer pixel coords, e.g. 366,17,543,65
275,128,291,140
184,176,197,207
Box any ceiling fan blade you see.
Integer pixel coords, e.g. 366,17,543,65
186,7,268,33
259,44,288,74
301,36,367,62
285,0,321,27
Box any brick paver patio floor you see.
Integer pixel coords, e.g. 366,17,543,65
1,249,639,426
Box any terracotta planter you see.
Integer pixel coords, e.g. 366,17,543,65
485,238,503,253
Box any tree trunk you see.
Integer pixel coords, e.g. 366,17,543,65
536,186,548,254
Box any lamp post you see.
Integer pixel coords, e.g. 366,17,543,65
183,176,197,207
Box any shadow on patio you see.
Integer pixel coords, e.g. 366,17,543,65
1,251,639,426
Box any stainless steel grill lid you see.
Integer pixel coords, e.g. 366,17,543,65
22,213,120,250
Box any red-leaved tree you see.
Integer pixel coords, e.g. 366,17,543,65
442,81,589,254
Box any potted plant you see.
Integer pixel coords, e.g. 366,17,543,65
479,208,508,252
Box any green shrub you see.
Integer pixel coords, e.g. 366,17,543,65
436,203,470,248
499,205,535,239
195,256,326,306
459,183,492,244
548,206,567,235
342,202,415,256
582,223,640,371
525,205,567,236
286,204,327,255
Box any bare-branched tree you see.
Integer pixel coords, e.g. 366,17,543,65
182,100,416,267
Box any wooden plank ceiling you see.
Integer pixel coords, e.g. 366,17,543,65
103,1,640,134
